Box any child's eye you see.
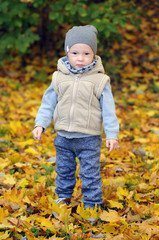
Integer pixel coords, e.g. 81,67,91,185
72,52,77,55
85,53,90,55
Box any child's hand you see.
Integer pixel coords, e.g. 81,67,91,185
32,126,43,140
106,139,118,153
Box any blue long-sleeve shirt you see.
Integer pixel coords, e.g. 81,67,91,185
35,81,119,140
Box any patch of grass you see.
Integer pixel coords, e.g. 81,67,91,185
42,164,54,176
0,128,10,137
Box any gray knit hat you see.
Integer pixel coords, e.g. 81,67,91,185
64,25,98,55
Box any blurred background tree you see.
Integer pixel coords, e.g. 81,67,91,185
1,0,146,83
0,0,140,58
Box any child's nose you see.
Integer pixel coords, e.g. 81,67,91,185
78,54,84,60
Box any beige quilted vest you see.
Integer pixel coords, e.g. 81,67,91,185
52,56,110,135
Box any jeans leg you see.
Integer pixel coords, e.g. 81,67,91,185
75,136,103,209
54,135,76,198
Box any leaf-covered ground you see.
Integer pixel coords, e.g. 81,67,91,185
0,2,159,240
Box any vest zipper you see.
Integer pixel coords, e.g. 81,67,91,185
68,76,79,131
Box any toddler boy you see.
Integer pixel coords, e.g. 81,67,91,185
32,25,119,209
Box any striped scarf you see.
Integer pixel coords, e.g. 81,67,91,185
62,56,97,74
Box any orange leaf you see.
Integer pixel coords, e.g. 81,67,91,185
99,209,121,223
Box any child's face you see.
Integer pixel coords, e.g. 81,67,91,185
68,43,94,69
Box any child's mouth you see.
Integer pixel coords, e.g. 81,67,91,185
76,64,84,68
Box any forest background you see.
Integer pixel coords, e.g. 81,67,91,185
0,0,159,239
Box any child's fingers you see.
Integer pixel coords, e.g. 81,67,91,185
106,139,118,153
36,130,42,140
106,140,112,152
32,127,43,140
106,140,110,148
108,142,113,153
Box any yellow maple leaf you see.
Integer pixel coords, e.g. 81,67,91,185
0,231,10,240
127,200,136,208
112,176,126,185
36,176,46,183
24,99,39,108
28,215,56,233
57,204,72,224
29,108,38,118
0,224,14,229
8,149,21,163
133,137,149,143
0,208,5,224
124,33,134,40
9,121,26,136
102,223,119,234
116,186,129,200
149,171,157,186
3,188,23,203
50,201,61,216
40,218,56,232
14,162,27,168
16,139,34,148
18,179,29,188
0,158,10,170
135,84,148,92
99,209,121,223
77,203,98,220
3,175,16,186
152,204,159,216
107,200,123,209
141,234,151,240
138,221,159,236
146,110,158,117
106,164,114,168
125,23,135,31
23,196,31,204
25,147,39,155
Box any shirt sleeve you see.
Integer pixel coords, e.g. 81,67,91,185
35,83,57,131
100,81,119,140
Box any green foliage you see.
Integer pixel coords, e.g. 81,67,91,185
0,0,140,60
150,79,159,93
42,163,54,176
0,0,40,59
31,226,39,237
33,69,47,82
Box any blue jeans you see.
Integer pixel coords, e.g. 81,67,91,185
54,135,103,209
